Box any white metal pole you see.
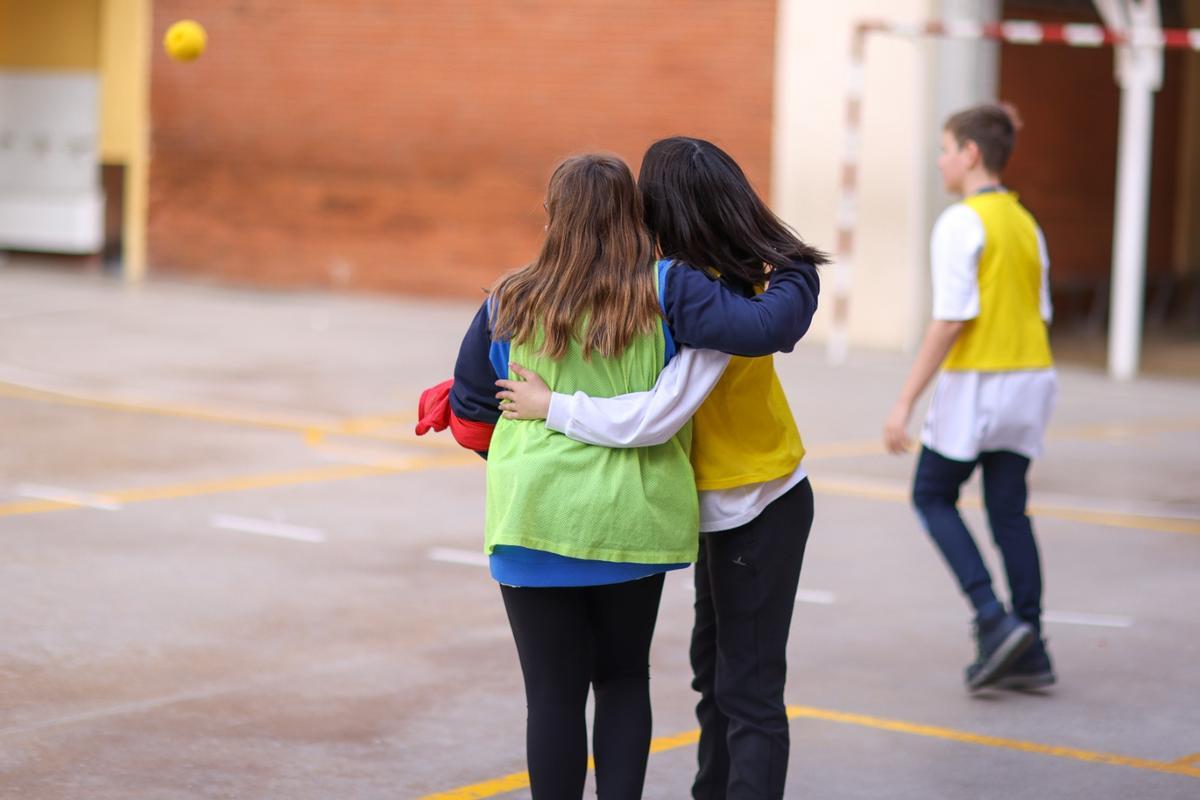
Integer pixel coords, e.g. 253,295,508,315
1108,78,1156,380
1099,0,1163,381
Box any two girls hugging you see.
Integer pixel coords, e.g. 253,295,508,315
417,137,825,799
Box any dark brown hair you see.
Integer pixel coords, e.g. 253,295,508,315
490,154,658,361
944,103,1023,174
638,137,829,287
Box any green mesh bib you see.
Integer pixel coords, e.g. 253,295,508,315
485,306,698,564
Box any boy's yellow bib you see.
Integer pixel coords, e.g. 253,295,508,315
687,274,804,490
943,192,1053,372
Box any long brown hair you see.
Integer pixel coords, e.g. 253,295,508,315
490,154,659,361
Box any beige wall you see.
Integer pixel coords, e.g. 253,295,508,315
772,0,940,351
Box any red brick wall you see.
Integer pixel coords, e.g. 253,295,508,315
999,2,1183,284
148,1,777,297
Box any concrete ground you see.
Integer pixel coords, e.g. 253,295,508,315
1,262,1198,800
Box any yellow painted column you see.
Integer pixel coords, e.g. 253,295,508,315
99,0,151,283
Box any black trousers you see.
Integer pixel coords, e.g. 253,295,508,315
500,573,666,799
690,478,814,800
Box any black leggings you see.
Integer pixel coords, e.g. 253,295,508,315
500,573,666,799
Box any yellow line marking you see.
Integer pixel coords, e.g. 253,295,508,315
0,498,79,516
1026,503,1200,536
794,418,1200,463
1049,418,1200,442
784,705,1200,780
804,439,885,459
0,380,330,433
648,727,701,753
810,477,1200,536
416,770,532,800
811,476,909,504
4,376,1196,533
329,412,418,434
0,379,436,446
1175,753,1200,766
0,453,479,519
419,704,1200,798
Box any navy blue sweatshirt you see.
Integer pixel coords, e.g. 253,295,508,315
450,259,820,434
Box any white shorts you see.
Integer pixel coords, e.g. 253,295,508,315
921,368,1057,462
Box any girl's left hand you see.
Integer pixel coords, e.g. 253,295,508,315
496,363,552,420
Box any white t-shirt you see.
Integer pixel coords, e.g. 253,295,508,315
545,347,808,532
924,201,1057,461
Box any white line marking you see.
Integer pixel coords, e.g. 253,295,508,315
209,514,325,543
795,589,837,606
0,654,386,737
1043,611,1134,629
16,483,123,511
428,547,489,567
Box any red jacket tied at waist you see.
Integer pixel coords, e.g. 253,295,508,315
415,378,494,452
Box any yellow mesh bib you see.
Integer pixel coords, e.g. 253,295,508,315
691,322,804,489
943,192,1053,372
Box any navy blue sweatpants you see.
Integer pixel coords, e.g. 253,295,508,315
912,446,1044,633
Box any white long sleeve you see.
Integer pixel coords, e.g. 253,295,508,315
544,347,731,448
1036,225,1054,324
930,203,985,322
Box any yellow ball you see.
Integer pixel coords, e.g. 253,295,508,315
164,20,207,62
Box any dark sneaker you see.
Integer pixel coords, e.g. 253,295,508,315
994,639,1056,690
965,613,1035,691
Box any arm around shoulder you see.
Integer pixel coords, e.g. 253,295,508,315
662,260,819,357
546,347,731,448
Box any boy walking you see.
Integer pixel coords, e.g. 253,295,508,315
884,103,1056,692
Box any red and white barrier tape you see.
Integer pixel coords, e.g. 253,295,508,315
827,19,1199,364
858,19,1200,50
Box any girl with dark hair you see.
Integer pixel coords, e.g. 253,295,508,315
638,136,829,287
422,150,819,798
498,136,826,799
